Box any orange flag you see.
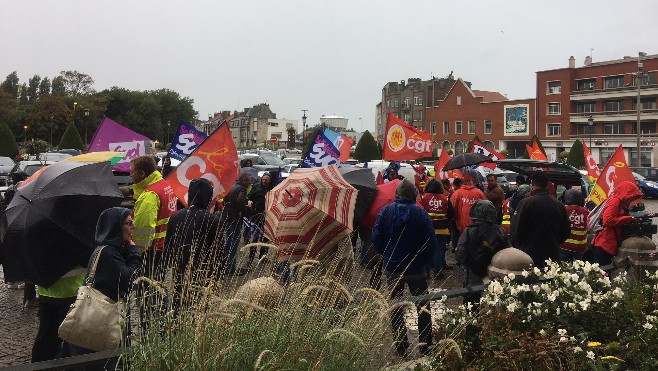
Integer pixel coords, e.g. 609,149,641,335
526,143,548,161
376,170,384,185
165,123,239,206
383,113,433,161
472,139,506,170
589,145,635,205
435,150,463,181
582,141,601,179
337,135,355,163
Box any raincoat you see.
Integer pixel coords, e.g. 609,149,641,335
450,184,486,232
591,181,642,256
131,171,176,252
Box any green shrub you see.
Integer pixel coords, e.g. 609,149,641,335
0,122,19,158
58,122,84,150
353,131,380,162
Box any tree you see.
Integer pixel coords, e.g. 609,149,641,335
24,139,50,155
0,122,19,158
26,95,71,145
566,139,586,169
51,76,66,96
58,122,84,150
353,130,381,162
39,77,51,95
18,83,28,106
59,70,95,96
0,71,20,98
27,75,41,103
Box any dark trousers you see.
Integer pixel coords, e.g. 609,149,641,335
31,298,75,362
387,276,433,354
590,246,613,266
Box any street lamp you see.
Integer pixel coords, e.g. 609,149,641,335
23,124,28,142
166,120,171,145
359,117,363,131
83,108,90,148
49,115,54,146
588,115,594,149
301,109,308,147
636,51,647,167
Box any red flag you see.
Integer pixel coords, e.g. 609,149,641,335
434,150,463,181
526,143,548,161
165,123,239,206
472,139,506,170
589,145,635,205
383,113,433,161
337,135,355,163
582,141,601,179
376,170,384,185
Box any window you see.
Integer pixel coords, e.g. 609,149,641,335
633,98,657,110
431,122,436,135
442,141,451,151
403,97,410,109
577,102,596,113
468,120,476,134
414,96,422,105
630,149,653,167
604,122,623,135
454,141,464,155
455,121,462,134
632,122,657,134
604,75,624,88
483,140,495,150
577,79,596,91
403,113,410,122
443,122,450,134
547,124,561,136
547,81,561,94
604,100,624,111
392,99,399,108
572,124,595,135
599,148,616,165
416,110,423,121
269,122,279,127
457,96,462,105
548,103,561,115
633,73,657,86
484,120,492,134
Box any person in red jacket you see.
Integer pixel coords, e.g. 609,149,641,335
421,179,454,278
591,181,642,265
559,189,589,262
450,174,486,242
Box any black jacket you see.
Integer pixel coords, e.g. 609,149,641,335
246,177,272,224
88,207,142,302
510,188,571,268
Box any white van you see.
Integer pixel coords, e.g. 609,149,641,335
354,160,416,180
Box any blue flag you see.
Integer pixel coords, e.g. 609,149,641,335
168,120,208,162
302,130,340,168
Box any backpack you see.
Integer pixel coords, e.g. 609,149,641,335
587,198,608,234
467,222,509,277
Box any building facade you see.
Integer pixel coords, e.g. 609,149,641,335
537,54,658,166
319,115,348,131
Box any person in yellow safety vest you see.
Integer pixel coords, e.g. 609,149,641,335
559,189,590,262
501,198,511,235
420,179,454,279
129,156,177,277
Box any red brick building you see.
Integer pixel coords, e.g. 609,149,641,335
537,54,658,166
425,78,536,158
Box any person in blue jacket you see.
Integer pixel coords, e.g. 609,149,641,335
372,179,437,357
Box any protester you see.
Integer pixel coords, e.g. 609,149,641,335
222,173,253,276
421,179,454,278
510,171,570,268
68,207,142,357
385,162,404,182
450,174,486,244
372,179,436,356
129,156,177,277
485,173,505,222
440,179,453,199
590,181,642,265
414,165,428,195
500,197,511,235
509,184,532,213
246,173,273,265
455,200,511,306
164,178,221,311
559,189,589,262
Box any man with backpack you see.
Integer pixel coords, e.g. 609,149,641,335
456,200,511,306
510,170,570,269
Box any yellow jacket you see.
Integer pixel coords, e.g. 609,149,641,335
130,171,163,252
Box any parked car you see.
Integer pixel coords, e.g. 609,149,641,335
283,157,303,166
632,171,658,199
240,153,286,172
343,159,359,166
8,160,55,185
29,152,72,162
282,164,299,174
630,167,658,182
354,160,416,180
0,156,15,187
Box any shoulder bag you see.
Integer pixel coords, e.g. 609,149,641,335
58,246,126,351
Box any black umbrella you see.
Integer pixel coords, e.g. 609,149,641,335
1,161,123,287
442,152,495,171
338,166,378,223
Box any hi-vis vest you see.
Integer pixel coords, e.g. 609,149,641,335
560,205,589,253
134,179,176,251
501,199,511,235
421,193,450,235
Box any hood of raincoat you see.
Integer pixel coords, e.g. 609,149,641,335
562,188,584,206
612,180,642,203
469,199,496,223
95,207,131,247
188,178,214,208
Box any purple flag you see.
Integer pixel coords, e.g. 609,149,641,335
88,117,152,172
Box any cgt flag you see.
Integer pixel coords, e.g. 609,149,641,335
383,113,433,161
434,150,462,181
337,135,355,163
472,139,506,170
168,120,208,162
582,141,601,180
165,122,239,206
526,142,548,161
588,145,635,205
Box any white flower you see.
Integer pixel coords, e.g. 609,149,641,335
507,272,516,280
533,267,541,275
560,336,569,342
557,328,567,336
611,287,624,298
539,329,546,336
573,346,583,353
586,351,595,360
522,270,529,278
644,323,654,330
507,302,518,312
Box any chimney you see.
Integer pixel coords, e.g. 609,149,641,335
400,80,405,87
569,56,575,68
584,56,592,66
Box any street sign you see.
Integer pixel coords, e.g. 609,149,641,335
271,136,278,143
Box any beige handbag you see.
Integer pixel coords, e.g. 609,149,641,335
58,246,126,351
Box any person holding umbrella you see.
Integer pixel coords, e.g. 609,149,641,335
245,172,273,266
372,179,437,357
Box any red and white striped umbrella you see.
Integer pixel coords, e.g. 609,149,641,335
264,165,357,262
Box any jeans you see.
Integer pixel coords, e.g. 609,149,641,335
31,298,75,362
387,276,433,354
559,249,584,263
432,234,448,273
224,219,242,273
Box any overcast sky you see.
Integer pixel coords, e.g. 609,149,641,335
2,0,657,133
